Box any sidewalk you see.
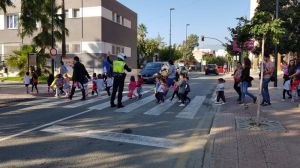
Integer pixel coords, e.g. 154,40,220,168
204,77,300,168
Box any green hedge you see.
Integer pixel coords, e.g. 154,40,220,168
0,76,48,84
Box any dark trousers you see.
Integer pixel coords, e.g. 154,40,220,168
283,89,292,99
179,91,190,104
155,92,164,103
234,82,241,100
111,75,125,106
106,86,111,96
31,83,39,93
171,90,179,100
70,81,86,99
217,91,226,102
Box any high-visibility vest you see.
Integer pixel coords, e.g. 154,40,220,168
113,60,125,73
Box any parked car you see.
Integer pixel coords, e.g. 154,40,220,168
205,64,219,75
140,62,168,83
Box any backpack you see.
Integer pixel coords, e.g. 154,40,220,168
185,83,191,93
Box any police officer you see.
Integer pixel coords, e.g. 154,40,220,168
108,53,131,108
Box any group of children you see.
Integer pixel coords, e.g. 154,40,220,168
91,73,113,97
50,74,71,98
128,75,144,99
154,73,191,107
282,73,300,102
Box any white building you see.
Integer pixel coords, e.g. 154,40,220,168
216,49,227,57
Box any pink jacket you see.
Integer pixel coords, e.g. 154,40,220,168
128,81,137,91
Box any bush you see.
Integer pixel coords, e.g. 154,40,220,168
204,57,228,66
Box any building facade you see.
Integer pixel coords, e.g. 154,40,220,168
0,0,137,75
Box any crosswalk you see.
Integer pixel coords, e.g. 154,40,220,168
3,90,208,120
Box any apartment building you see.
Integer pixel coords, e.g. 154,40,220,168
0,0,137,74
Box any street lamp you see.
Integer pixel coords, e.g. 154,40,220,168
61,0,66,62
51,0,54,74
274,0,279,87
169,8,175,58
185,24,190,61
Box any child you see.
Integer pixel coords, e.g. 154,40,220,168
47,74,54,93
155,78,166,103
105,74,113,96
282,76,292,101
128,76,137,99
63,74,71,97
55,74,64,97
291,76,300,102
96,74,104,97
135,75,143,98
31,72,39,93
170,80,179,101
215,78,226,105
91,73,98,96
24,72,31,94
178,73,190,106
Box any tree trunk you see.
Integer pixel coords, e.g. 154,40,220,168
256,36,265,126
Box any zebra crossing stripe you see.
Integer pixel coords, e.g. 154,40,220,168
63,96,108,108
115,95,155,113
176,96,206,119
22,98,52,105
41,125,178,149
144,100,177,116
88,90,152,111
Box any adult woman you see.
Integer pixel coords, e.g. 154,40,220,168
167,60,177,87
233,62,242,101
240,58,257,104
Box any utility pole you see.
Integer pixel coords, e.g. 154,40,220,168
274,0,279,87
51,0,54,75
169,8,175,59
61,0,66,62
185,24,190,62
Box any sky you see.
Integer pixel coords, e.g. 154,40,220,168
118,0,251,50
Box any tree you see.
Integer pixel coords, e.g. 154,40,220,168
6,45,36,76
182,34,199,64
204,56,227,66
20,0,68,73
0,0,14,13
251,11,285,125
137,23,148,67
159,45,183,61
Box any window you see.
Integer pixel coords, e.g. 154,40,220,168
121,47,124,53
66,44,70,53
112,46,116,55
73,9,80,18
65,10,69,19
72,44,81,53
7,15,19,29
116,14,121,24
116,47,120,54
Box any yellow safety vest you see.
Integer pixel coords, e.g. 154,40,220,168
113,60,125,73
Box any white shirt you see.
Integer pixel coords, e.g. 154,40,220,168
106,78,113,87
24,75,31,84
96,79,104,89
283,80,290,91
217,83,225,91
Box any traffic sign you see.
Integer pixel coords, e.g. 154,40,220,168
50,48,57,56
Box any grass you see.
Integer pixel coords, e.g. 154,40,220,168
0,76,48,84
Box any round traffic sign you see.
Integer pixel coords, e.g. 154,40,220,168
50,48,57,56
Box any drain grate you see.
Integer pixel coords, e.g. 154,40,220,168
236,117,286,132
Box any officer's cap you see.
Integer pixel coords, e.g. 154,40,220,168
117,53,126,60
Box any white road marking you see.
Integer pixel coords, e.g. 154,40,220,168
144,100,177,116
22,98,52,105
176,96,206,119
88,90,151,111
41,125,178,149
115,94,155,113
63,96,108,108
0,109,93,142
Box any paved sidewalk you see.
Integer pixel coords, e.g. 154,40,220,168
204,77,300,168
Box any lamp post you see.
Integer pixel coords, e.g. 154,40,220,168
185,24,190,61
169,8,175,58
61,0,66,62
51,0,54,75
274,0,279,87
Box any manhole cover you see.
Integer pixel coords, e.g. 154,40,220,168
236,117,286,132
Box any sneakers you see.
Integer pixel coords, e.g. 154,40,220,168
179,103,185,107
281,99,286,102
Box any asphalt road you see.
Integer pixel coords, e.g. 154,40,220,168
0,72,220,168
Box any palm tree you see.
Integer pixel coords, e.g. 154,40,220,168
138,24,148,40
0,0,14,13
20,0,68,73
